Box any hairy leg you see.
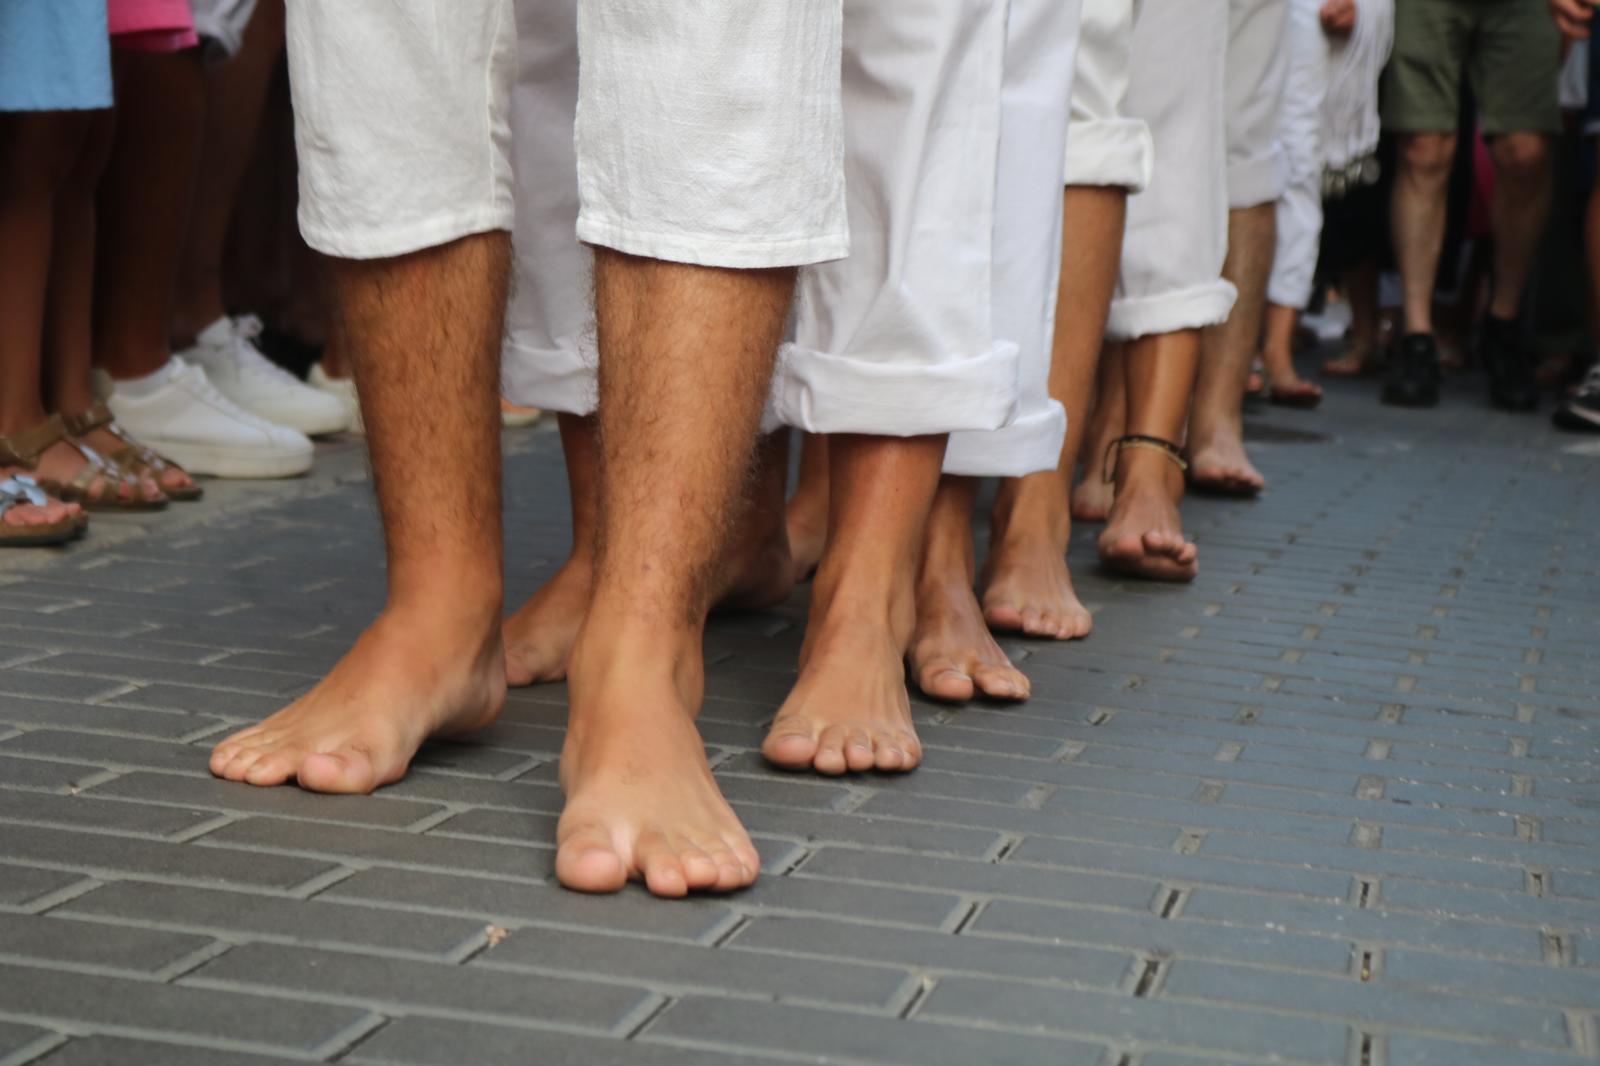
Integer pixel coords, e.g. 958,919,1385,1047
906,474,1030,704
210,232,510,791
1099,328,1199,581
556,251,785,897
96,49,205,380
984,185,1125,639
1392,132,1455,337
1189,202,1274,495
764,434,945,773
785,431,829,581
1322,258,1380,375
1071,341,1125,522
171,0,287,345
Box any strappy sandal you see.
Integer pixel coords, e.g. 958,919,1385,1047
0,475,79,547
1101,433,1188,484
0,414,166,513
63,402,202,502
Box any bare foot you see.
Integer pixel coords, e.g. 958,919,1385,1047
504,555,591,686
1266,371,1323,408
556,625,760,897
1321,341,1373,378
764,612,924,773
910,575,1031,702
210,610,506,792
980,475,1091,640
1098,449,1197,582
1071,475,1113,523
1186,425,1265,497
785,500,826,585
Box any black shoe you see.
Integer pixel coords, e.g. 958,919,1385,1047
1553,366,1600,432
1481,315,1539,411
1382,332,1441,408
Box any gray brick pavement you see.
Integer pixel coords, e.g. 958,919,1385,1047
2,381,1599,1064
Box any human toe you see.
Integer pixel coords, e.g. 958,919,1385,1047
556,823,629,893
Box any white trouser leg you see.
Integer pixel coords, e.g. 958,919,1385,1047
502,0,595,415
772,0,1019,437
1268,0,1330,310
944,0,1084,477
1065,0,1151,192
1227,0,1292,208
1106,0,1234,342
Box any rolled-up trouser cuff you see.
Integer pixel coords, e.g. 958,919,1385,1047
1228,145,1288,209
944,400,1067,478
502,338,595,416
1106,280,1238,341
576,217,849,270
772,340,1021,436
1266,275,1312,312
1064,117,1153,193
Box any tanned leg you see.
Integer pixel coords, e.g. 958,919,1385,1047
209,232,510,791
1322,258,1379,375
905,474,1031,704
96,49,205,381
1189,202,1274,495
1099,328,1199,581
764,434,948,771
1260,301,1320,401
503,419,793,686
171,0,287,345
982,185,1125,639
1392,132,1455,337
785,431,829,582
1485,131,1552,320
1071,340,1125,522
556,251,782,897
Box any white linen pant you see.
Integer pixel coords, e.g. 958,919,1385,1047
1227,0,1292,209
284,0,846,269
1065,0,1151,193
1268,0,1330,310
1107,0,1234,341
943,0,1084,477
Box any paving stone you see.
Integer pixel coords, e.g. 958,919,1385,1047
189,942,655,1033
1383,947,1600,1008
0,697,220,740
0,789,216,838
58,881,486,958
83,771,446,829
1006,837,1352,899
0,754,109,793
0,960,372,1053
35,1036,306,1065
198,817,551,881
0,863,84,907
0,910,212,973
1198,828,1530,890
0,731,209,774
1381,1034,1596,1066
0,824,338,891
799,847,1163,911
645,995,1108,1065
347,1017,773,1066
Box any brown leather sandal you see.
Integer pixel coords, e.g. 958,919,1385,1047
0,415,166,513
0,475,79,547
63,402,202,502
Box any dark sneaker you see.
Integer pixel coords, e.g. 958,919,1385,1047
1382,332,1441,408
1553,366,1600,432
1481,314,1538,411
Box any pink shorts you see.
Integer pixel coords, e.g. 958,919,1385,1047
107,0,198,52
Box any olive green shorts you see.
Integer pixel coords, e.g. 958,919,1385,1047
1382,0,1561,135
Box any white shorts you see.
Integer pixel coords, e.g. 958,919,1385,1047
188,0,257,60
1268,0,1329,310
1107,0,1236,341
285,0,847,269
1064,0,1152,193
944,0,1083,477
1227,0,1292,208
772,0,1021,439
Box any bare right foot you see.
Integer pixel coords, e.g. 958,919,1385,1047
910,575,1031,702
1187,425,1265,497
1098,448,1197,582
980,474,1091,640
1070,474,1113,523
504,555,592,686
210,607,506,792
557,621,760,897
785,500,826,584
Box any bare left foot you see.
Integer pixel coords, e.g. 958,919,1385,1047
909,575,1031,703
980,474,1092,640
210,607,506,792
1266,372,1323,408
1098,448,1198,583
1187,425,1265,497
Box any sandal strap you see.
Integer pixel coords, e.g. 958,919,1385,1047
0,414,67,467
0,475,49,510
1102,434,1189,484
61,402,114,437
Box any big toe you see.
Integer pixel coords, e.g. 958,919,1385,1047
298,747,382,794
556,824,629,894
913,657,976,702
982,600,1025,632
762,717,822,770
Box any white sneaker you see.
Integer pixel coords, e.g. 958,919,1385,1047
106,358,314,479
308,362,363,435
179,316,351,436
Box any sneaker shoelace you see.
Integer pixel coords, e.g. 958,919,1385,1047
227,315,312,394
170,357,286,432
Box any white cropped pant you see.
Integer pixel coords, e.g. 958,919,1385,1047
1268,0,1330,310
1065,0,1151,193
1227,0,1292,209
285,0,846,268
943,0,1083,477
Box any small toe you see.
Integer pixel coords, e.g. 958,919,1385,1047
843,729,875,772
813,725,851,775
678,846,721,891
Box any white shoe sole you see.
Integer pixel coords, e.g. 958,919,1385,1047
252,408,351,438
147,440,314,479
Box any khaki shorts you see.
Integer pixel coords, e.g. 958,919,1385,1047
1383,0,1560,136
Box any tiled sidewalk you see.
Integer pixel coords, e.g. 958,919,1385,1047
1,376,1598,1066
